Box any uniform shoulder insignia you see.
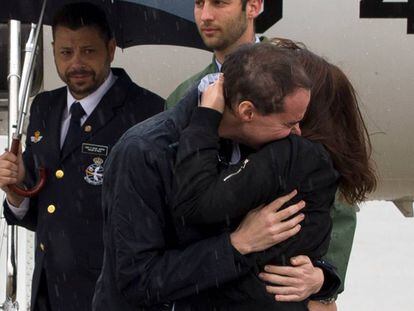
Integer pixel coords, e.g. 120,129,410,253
30,131,43,143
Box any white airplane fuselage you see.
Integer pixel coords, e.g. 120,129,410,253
0,0,413,309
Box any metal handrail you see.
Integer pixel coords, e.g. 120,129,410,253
1,1,47,309
9,0,47,198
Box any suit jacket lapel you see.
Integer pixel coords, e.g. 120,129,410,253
79,95,118,144
46,89,66,163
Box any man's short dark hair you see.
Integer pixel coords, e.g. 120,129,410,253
241,0,248,10
52,2,113,43
222,43,311,114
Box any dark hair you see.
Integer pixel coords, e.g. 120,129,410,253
241,0,248,10
52,2,113,43
221,43,311,114
269,38,377,204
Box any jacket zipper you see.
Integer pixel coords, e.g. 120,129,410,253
223,159,250,182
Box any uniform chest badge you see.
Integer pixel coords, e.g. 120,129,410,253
30,131,43,143
84,157,104,186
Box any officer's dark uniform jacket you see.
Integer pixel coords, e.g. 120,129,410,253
3,68,164,311
92,88,340,311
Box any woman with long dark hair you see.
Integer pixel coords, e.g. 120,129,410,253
292,40,377,204
171,42,377,310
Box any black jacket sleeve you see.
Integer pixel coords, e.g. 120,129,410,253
172,107,339,263
310,259,341,300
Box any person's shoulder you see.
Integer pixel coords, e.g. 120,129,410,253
114,110,177,156
127,83,164,115
165,61,217,109
288,135,331,160
31,86,66,111
287,136,339,184
122,74,162,102
128,82,164,103
33,86,66,101
288,134,314,148
110,69,164,119
106,118,176,179
113,68,165,106
259,135,330,167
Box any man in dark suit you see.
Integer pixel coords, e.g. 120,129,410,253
0,3,164,311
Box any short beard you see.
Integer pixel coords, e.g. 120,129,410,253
62,70,98,98
67,79,98,98
200,14,248,52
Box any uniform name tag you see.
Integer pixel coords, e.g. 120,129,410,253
82,143,108,156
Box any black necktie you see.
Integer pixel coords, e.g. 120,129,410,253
61,102,86,157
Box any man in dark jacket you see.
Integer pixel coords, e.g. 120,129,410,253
93,45,339,310
0,3,163,311
166,1,356,309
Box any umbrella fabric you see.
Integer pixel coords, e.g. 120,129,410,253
114,0,283,47
0,0,282,50
0,0,205,49
123,0,195,22
114,0,205,49
256,0,283,34
124,0,283,34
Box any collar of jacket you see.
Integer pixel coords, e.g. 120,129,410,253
104,68,134,109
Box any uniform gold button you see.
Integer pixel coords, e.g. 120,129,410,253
84,125,92,132
55,170,64,179
47,204,56,214
40,243,45,251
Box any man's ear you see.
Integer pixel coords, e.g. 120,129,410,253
246,0,263,20
236,101,256,122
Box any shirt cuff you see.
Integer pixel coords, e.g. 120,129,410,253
190,106,222,134
310,259,341,300
6,197,30,220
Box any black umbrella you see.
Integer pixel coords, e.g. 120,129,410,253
117,0,283,45
122,0,284,42
256,0,283,34
0,0,206,49
0,0,283,50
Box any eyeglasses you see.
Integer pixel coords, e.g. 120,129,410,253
269,37,304,50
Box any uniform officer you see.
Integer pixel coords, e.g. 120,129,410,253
0,3,163,311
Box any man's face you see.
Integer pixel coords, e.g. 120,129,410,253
53,26,116,99
228,88,311,149
194,0,248,52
